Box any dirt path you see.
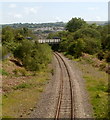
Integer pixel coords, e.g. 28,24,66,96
30,52,93,118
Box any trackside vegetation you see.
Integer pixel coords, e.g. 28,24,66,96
2,26,52,71
48,17,110,63
2,26,52,118
1,17,110,118
47,17,110,118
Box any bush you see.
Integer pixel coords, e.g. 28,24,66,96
73,28,101,55
104,34,110,51
74,28,101,40
68,38,85,58
59,27,101,58
14,40,52,71
2,46,9,58
13,68,27,76
13,83,31,90
66,54,74,60
83,37,101,55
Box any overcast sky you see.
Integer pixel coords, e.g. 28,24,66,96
0,0,109,24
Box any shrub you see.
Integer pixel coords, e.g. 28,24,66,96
13,68,27,76
68,38,85,58
74,28,101,40
13,83,31,90
14,40,52,71
18,68,27,76
83,37,101,55
2,46,9,58
66,54,73,60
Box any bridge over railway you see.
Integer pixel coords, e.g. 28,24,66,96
38,39,61,44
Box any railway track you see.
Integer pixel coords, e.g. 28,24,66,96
54,52,75,119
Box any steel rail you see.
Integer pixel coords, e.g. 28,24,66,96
54,52,75,120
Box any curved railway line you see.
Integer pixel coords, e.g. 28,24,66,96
30,52,90,118
54,52,75,119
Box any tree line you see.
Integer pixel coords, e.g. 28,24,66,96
2,26,52,71
47,17,110,63
2,18,110,71
2,22,65,29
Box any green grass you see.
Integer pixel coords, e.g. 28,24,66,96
2,67,51,118
75,60,109,118
83,75,108,118
0,69,9,76
2,116,13,119
12,83,33,90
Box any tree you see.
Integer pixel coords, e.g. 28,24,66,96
68,38,85,58
74,28,101,40
98,25,110,50
2,26,17,51
14,40,52,71
83,37,101,54
89,23,98,29
104,34,110,50
2,26,15,44
59,38,69,52
73,28,101,55
66,17,87,32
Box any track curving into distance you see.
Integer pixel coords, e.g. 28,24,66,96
54,52,75,120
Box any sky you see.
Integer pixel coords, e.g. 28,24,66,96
0,0,109,24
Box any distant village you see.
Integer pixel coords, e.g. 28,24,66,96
34,26,64,32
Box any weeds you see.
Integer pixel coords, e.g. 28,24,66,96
0,69,9,76
2,66,51,118
80,53,108,73
13,68,27,76
82,67,108,118
13,83,32,90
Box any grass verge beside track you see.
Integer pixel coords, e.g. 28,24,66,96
75,59,108,118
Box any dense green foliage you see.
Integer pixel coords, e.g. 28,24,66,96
47,17,110,62
14,40,52,71
66,17,87,32
104,34,110,50
2,26,52,71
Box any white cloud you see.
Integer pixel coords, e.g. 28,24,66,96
9,3,17,8
24,7,41,14
88,7,99,10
